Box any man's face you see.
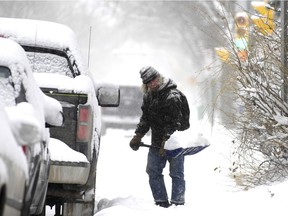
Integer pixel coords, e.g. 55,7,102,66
147,76,160,91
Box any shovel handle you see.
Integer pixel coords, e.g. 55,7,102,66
139,142,160,149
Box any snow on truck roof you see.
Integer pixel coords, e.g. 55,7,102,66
0,17,87,74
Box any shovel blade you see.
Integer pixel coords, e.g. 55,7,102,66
166,145,209,158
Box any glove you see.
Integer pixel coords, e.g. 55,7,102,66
129,133,143,151
159,135,170,157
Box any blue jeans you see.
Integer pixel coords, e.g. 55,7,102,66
146,148,185,204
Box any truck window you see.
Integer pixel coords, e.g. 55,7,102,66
26,52,73,78
23,45,77,78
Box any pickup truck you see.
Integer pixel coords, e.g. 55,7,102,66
0,18,120,216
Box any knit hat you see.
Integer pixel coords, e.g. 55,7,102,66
139,66,159,84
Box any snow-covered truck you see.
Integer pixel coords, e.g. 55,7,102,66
0,18,120,216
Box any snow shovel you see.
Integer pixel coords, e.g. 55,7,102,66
139,142,209,158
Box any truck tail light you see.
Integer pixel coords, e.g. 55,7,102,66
77,105,92,142
22,145,27,154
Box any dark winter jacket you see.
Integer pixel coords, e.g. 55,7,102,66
135,78,182,147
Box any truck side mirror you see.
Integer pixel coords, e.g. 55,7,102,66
97,85,120,107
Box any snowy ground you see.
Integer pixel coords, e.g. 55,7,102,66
46,114,288,216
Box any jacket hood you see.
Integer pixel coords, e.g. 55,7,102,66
141,75,177,94
158,77,177,92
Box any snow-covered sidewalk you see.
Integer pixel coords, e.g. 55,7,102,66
93,123,288,216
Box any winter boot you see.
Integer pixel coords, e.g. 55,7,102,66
155,201,171,208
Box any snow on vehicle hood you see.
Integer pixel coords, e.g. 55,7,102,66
33,73,95,94
0,17,87,75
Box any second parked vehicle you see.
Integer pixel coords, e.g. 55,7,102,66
0,37,64,215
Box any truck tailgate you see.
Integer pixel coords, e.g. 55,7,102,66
48,138,90,184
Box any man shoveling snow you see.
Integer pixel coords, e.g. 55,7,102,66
129,66,209,208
